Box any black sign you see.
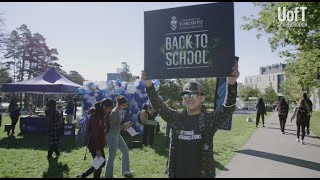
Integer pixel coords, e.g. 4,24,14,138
64,124,75,136
144,2,235,79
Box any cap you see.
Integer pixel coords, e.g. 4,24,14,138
180,82,205,96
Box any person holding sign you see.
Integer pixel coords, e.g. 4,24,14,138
105,96,134,178
141,61,239,178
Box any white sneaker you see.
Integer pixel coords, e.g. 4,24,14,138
123,170,134,176
301,140,304,145
296,138,300,142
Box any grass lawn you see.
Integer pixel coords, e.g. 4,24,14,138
0,113,262,178
310,111,320,137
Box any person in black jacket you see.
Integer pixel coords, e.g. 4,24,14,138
303,93,313,135
276,98,289,134
256,98,267,127
65,97,75,124
46,99,64,159
7,98,21,136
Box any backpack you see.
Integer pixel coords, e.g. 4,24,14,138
76,115,92,146
278,104,287,115
297,107,308,122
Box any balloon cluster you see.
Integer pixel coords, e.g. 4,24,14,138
77,79,160,132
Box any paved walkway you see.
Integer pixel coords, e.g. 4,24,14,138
217,112,320,178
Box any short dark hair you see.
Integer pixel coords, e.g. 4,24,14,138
303,93,308,99
116,96,127,105
101,98,114,108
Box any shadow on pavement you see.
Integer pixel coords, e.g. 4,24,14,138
237,149,320,172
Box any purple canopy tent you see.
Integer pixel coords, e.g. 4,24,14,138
1,67,82,94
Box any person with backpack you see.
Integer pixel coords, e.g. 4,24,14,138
77,99,114,178
276,98,289,134
291,99,309,145
105,96,134,178
45,99,64,159
256,98,267,127
303,93,313,135
140,60,239,178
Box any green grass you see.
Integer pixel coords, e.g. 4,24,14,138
0,113,261,178
310,112,320,136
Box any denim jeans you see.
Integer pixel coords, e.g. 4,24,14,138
66,114,73,124
105,132,130,178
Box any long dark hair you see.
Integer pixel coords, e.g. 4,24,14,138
94,102,105,122
116,96,127,105
258,98,264,105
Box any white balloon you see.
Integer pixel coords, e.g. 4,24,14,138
114,86,119,91
91,85,97,90
155,85,160,91
134,79,140,86
98,81,107,90
94,81,99,85
121,81,126,87
94,92,99,97
127,85,136,94
83,80,88,86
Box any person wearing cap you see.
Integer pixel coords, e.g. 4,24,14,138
141,61,239,178
303,93,313,135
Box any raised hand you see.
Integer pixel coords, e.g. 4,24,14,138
141,70,153,88
227,60,239,85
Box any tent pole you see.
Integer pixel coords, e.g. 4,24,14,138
43,93,45,110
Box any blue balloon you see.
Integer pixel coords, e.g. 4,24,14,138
116,79,122,86
139,81,145,88
154,79,160,86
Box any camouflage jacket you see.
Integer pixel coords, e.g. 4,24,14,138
146,83,237,178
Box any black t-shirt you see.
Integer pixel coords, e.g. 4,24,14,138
175,114,202,178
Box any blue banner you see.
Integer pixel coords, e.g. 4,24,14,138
214,77,232,130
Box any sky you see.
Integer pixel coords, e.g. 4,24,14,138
0,2,284,83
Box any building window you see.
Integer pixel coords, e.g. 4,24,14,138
270,82,272,87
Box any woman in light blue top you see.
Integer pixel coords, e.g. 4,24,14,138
105,96,133,178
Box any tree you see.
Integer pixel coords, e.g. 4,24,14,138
120,62,133,82
242,2,320,100
242,2,319,58
158,79,181,102
239,87,261,101
0,64,12,83
1,24,61,82
0,12,6,53
65,70,85,85
261,87,278,104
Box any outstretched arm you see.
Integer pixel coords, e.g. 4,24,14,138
142,71,181,125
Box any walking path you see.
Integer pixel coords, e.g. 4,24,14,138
217,112,320,178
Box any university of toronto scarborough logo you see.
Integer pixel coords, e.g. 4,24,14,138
171,16,178,30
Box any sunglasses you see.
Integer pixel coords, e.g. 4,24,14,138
182,93,202,100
